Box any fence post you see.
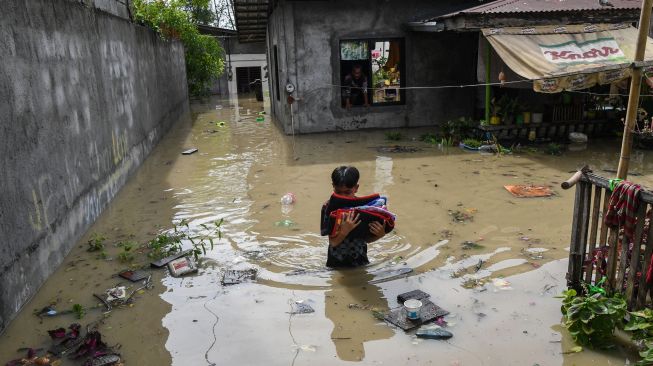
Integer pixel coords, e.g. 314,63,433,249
568,181,589,291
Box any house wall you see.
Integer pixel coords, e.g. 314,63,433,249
212,36,267,95
0,0,189,332
267,0,481,134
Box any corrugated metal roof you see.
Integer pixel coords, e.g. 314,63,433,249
233,0,270,43
441,0,642,17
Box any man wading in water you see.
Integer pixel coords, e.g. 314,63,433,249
320,166,390,267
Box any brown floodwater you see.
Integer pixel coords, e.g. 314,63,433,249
3,95,653,365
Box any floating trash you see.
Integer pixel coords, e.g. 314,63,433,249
274,219,295,227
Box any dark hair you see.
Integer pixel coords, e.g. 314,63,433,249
352,64,362,71
331,166,359,188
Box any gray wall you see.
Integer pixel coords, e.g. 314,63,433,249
0,0,189,332
211,35,266,95
267,0,480,134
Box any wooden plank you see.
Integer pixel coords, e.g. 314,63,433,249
579,182,592,280
606,229,620,293
599,188,611,246
585,187,603,283
567,182,589,291
626,203,648,307
583,173,653,203
616,227,631,295
637,213,653,309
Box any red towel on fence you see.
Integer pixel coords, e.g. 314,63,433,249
604,181,642,241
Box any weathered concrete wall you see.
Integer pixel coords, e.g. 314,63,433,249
211,35,267,95
0,0,189,332
267,0,480,134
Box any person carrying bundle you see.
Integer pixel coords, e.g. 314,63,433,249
320,166,396,268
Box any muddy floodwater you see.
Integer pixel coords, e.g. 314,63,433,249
4,96,653,365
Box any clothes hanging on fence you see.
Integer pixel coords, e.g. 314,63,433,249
604,181,643,241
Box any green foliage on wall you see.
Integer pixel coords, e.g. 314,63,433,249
133,0,225,96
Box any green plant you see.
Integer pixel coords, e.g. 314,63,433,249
72,304,86,319
462,138,482,148
440,117,476,143
87,233,106,252
385,131,403,141
133,0,225,96
545,143,563,156
147,219,223,260
420,133,439,144
440,136,454,147
625,308,653,365
559,289,627,348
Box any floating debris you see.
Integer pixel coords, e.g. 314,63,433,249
461,241,484,250
449,210,474,223
118,269,150,282
492,278,513,290
374,145,421,153
274,219,295,227
168,256,198,277
289,301,315,314
181,148,198,155
221,269,257,285
397,290,430,303
416,326,453,340
150,249,194,268
504,185,553,198
461,278,485,289
383,299,449,331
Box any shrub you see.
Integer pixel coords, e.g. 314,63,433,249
133,0,225,96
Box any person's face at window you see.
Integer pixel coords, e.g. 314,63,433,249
352,68,362,80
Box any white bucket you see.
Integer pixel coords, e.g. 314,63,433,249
404,299,423,320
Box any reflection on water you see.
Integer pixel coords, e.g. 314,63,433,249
325,269,393,361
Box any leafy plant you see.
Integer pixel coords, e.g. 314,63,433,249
440,137,454,147
625,308,653,365
87,233,106,252
133,0,225,96
147,219,223,260
72,304,86,319
420,133,439,144
385,131,403,141
440,117,476,143
559,289,627,348
462,138,482,148
545,143,563,156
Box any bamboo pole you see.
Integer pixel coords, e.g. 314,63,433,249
616,0,653,179
485,40,491,125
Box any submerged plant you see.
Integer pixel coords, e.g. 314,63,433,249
440,137,454,147
72,304,86,319
545,143,563,156
420,133,439,144
385,131,403,141
147,219,223,260
87,233,106,252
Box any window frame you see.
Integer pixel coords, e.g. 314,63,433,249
339,37,406,108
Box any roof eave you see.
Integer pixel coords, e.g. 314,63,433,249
416,9,641,32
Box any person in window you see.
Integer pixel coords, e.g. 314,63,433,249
342,64,370,108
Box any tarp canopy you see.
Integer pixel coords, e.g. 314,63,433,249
483,23,653,93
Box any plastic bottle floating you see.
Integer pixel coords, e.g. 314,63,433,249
281,193,296,205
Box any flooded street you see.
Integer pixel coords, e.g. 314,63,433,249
4,95,653,365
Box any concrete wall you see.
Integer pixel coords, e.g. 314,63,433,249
0,0,189,332
267,0,480,134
